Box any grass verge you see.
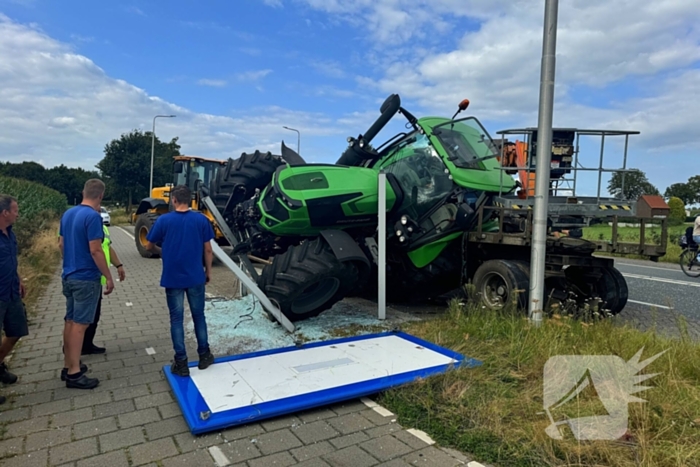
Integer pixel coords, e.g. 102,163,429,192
17,220,62,316
377,301,700,467
107,207,132,226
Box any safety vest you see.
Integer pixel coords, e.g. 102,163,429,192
101,225,111,286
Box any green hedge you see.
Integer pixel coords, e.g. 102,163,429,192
0,175,68,250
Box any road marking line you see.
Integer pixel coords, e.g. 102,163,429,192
616,262,684,273
628,300,673,310
117,226,135,240
145,347,156,355
407,428,435,445
622,273,700,288
209,446,230,467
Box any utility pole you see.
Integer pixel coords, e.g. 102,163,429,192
529,0,559,327
282,126,300,154
150,114,176,194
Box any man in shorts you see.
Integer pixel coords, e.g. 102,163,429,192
81,222,126,355
0,195,29,403
145,184,215,376
58,179,114,389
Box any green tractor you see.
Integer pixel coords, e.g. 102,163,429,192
204,94,629,322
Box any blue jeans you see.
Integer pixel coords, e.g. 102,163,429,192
165,284,210,361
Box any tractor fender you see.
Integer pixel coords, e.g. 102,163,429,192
134,198,169,216
319,230,370,271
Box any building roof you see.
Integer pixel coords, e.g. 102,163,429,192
639,195,669,209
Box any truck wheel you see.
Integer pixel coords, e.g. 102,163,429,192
134,213,160,258
211,150,284,213
473,260,529,310
258,238,359,321
564,266,628,315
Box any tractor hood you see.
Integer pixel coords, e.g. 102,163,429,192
418,117,517,194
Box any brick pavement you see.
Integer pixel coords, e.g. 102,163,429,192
0,227,480,467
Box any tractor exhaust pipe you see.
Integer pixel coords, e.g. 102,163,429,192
336,94,401,166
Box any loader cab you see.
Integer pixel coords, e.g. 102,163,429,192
173,157,224,192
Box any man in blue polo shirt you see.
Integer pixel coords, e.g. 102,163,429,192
0,194,29,404
145,184,215,377
59,179,114,389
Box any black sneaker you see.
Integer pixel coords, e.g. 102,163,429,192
60,363,88,381
198,351,215,370
65,373,99,389
0,362,17,385
81,345,106,355
171,359,190,377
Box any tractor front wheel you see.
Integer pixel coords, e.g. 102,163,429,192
258,238,359,322
134,213,160,258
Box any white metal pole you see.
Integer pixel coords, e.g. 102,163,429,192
150,114,176,195
378,172,387,320
529,0,559,327
150,117,156,195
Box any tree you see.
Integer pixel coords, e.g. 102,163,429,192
667,196,686,225
0,161,47,184
607,169,660,200
664,183,696,206
96,129,181,212
44,165,100,205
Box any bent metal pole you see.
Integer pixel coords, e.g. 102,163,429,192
529,0,559,326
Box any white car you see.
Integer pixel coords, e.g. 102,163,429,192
100,207,111,226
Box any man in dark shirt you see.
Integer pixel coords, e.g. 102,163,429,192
0,194,29,404
145,184,215,376
59,179,114,389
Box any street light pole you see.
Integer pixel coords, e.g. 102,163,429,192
282,126,300,154
529,0,559,327
150,114,176,194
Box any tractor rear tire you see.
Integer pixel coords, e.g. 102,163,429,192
258,238,359,322
564,266,628,315
473,259,530,310
134,213,160,258
211,150,284,213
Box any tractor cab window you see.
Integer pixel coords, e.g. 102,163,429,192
432,118,499,170
383,133,454,221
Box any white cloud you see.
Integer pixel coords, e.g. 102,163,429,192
197,78,228,87
235,69,272,82
299,0,700,191
309,59,345,79
0,16,349,171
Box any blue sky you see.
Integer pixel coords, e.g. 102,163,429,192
1,0,699,197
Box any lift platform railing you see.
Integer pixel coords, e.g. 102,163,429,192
493,128,642,207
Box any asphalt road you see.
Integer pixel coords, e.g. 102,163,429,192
613,257,700,322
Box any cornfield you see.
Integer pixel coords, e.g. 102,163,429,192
0,175,68,250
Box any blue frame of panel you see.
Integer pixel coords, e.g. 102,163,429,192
163,330,481,435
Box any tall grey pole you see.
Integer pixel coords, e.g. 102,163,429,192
283,126,300,154
529,0,559,326
150,114,176,194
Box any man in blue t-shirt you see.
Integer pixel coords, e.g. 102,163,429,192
146,184,215,376
0,194,29,404
58,179,114,390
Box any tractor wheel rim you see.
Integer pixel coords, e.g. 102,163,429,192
291,277,341,315
482,272,508,308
